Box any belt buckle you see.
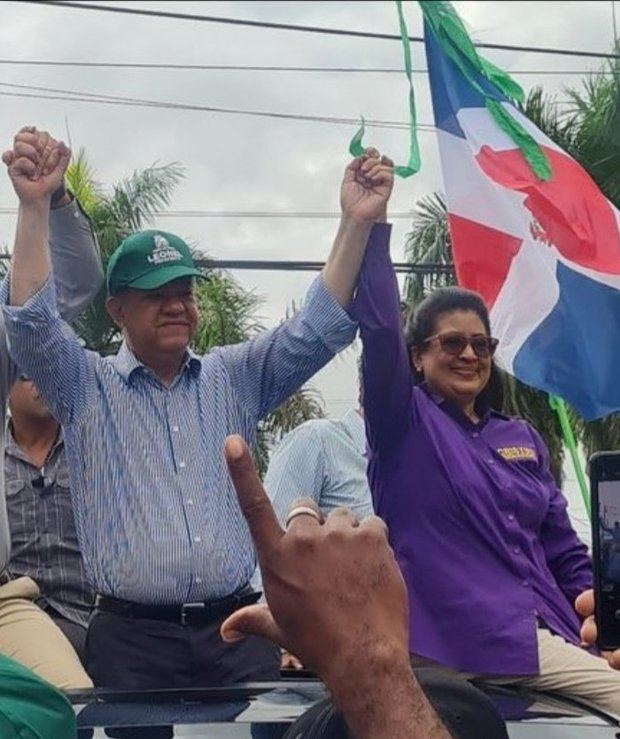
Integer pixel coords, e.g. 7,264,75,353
181,602,205,626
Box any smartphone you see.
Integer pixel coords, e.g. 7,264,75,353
590,451,620,650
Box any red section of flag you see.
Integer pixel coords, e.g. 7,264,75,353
449,214,522,310
476,144,620,275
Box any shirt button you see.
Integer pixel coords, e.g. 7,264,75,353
487,458,495,465
522,579,530,587
507,513,515,521
179,461,186,469
513,547,520,554
187,499,194,506
172,425,179,433
194,535,201,543
195,576,202,584
472,432,479,438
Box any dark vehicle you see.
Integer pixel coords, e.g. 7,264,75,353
69,679,619,738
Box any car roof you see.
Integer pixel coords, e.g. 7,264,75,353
69,680,620,736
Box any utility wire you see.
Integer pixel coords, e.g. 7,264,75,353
0,59,614,75
0,81,437,131
0,208,422,219
14,0,620,60
0,252,451,274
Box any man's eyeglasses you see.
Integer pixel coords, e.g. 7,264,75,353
423,332,499,359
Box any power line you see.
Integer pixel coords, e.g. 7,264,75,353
0,253,452,274
14,0,620,60
0,59,614,75
0,81,437,131
0,208,422,219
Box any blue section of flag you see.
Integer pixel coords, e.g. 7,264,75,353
424,22,509,138
514,262,620,419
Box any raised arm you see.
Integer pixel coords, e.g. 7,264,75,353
2,128,71,305
349,224,414,449
48,192,103,322
1,128,96,426
322,149,394,308
222,151,395,422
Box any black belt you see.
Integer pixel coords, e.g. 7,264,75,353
95,586,261,626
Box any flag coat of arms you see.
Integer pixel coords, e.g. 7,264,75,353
424,22,620,420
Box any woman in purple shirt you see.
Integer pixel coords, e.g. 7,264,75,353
351,222,620,716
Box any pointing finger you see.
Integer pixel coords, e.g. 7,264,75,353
225,435,284,558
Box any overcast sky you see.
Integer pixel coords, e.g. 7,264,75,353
2,0,613,538
0,0,616,432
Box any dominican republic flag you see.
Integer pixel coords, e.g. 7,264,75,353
424,24,620,420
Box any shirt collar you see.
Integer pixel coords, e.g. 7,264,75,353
340,408,367,455
111,341,201,384
419,381,507,430
5,421,64,466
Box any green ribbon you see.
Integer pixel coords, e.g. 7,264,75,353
420,0,552,181
549,395,590,517
349,0,420,177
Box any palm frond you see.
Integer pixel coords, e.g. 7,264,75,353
108,162,185,234
191,271,264,354
403,192,455,306
65,148,104,217
565,49,620,207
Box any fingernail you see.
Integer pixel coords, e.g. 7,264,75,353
226,436,245,461
223,630,246,643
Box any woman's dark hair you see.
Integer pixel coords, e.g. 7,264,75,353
404,287,504,413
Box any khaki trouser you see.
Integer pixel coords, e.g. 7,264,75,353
474,627,620,719
0,576,92,690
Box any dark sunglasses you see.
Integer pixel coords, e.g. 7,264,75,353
423,332,499,359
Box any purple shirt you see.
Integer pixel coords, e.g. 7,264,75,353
351,223,592,676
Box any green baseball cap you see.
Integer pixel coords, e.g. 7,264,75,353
106,230,202,295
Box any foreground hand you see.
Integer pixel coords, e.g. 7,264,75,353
575,589,620,669
2,127,70,204
220,435,409,684
340,147,394,222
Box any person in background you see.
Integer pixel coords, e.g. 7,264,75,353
221,434,508,739
260,402,372,670
7,375,95,662
3,135,394,700
351,221,620,716
264,406,371,524
0,125,101,690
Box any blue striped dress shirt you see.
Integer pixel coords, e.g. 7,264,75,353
252,409,374,592
2,275,356,604
264,409,373,523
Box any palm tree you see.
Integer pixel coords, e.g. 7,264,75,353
67,151,323,473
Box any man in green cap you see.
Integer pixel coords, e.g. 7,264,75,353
2,137,394,704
